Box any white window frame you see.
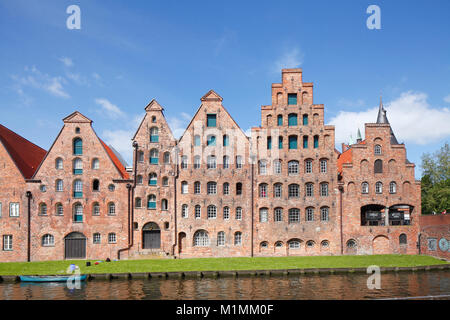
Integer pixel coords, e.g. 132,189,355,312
9,203,19,217
3,235,12,251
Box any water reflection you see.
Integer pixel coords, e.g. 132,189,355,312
0,271,448,300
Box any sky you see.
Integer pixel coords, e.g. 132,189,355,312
1,0,449,178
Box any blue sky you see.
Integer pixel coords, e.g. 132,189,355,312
1,0,449,178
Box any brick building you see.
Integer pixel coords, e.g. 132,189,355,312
0,68,431,262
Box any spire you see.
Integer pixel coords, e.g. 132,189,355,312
349,134,354,145
375,95,399,145
356,128,362,143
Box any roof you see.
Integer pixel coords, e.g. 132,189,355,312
376,97,399,145
99,139,130,179
337,140,366,174
0,124,47,179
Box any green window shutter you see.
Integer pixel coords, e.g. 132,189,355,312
223,135,229,146
207,135,216,146
150,158,158,164
277,115,283,126
267,137,272,150
207,114,217,127
314,136,319,148
73,138,83,155
288,94,297,105
278,137,283,149
288,114,297,126
303,114,308,125
289,136,297,149
303,136,308,149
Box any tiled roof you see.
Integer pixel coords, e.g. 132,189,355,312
99,139,130,179
337,140,366,174
0,124,47,179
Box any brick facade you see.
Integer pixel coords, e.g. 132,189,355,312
0,68,436,262
419,215,450,260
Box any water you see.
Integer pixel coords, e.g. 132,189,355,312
0,271,449,300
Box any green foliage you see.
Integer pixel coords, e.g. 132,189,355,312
421,142,450,214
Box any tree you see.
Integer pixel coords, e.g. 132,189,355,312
421,142,450,214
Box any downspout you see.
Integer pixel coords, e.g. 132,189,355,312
417,233,421,255
117,141,139,260
250,158,254,257
26,191,32,262
171,146,179,257
338,185,344,255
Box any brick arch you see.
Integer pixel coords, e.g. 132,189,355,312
347,182,355,196
372,235,390,254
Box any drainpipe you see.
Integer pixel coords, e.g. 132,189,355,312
117,141,139,260
338,185,344,255
171,146,179,257
417,233,422,255
250,156,255,257
26,191,32,262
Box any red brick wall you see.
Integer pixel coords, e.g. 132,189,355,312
419,215,450,260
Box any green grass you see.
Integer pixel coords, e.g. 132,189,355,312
0,255,447,276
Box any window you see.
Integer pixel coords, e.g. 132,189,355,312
163,152,170,164
194,230,210,246
73,203,83,222
223,183,230,195
55,158,63,170
288,113,298,126
194,181,201,194
146,194,156,209
288,184,299,198
321,240,329,248
362,182,369,194
73,138,83,155
56,203,63,216
137,175,143,184
92,179,99,191
151,116,156,123
399,234,407,245
150,127,159,142
289,240,300,249
75,127,80,134
313,135,319,148
267,136,272,150
207,155,216,169
42,234,54,247
236,207,242,220
259,208,268,222
275,241,283,248
259,160,267,175
236,183,242,195
194,156,200,169
0,202,1,217
161,199,168,211
278,136,283,149
303,136,308,149
302,114,308,125
274,183,282,198
206,114,217,127
305,183,314,197
274,208,283,222
288,209,300,223
374,144,382,155
375,182,383,194
277,115,283,126
92,202,100,216
260,242,268,249
39,203,47,215
288,135,297,149
181,155,188,169
162,177,169,186
138,151,144,162
56,179,64,192
108,203,116,216
236,156,243,169
150,149,159,164
73,158,83,175
181,181,188,194
320,159,327,173
207,182,217,195
320,207,329,221
135,197,142,208
194,135,201,146
182,204,188,218
273,160,282,174
259,184,268,198
320,183,329,197
93,233,101,244
374,159,383,173
306,241,315,248
306,207,314,221
207,205,217,219
149,173,157,186
108,233,117,244
92,158,99,170
427,238,437,251
288,161,299,175
223,156,229,169
3,235,12,251
223,207,230,220
223,135,229,147
195,205,201,219
346,239,357,249
9,203,19,217
40,185,47,192
389,182,397,194
108,184,115,192
305,159,312,173
234,232,242,246
207,135,216,146
217,231,225,246
288,94,297,105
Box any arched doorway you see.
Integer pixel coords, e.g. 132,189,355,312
178,232,186,254
64,232,86,259
373,235,390,254
142,222,161,249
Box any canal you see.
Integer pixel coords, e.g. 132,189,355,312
0,271,449,300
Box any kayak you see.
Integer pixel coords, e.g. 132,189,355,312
19,275,87,282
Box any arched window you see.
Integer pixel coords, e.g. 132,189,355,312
234,232,242,245
55,157,63,170
305,183,314,197
320,207,329,221
92,158,99,169
374,159,383,173
275,241,283,248
181,181,188,194
92,179,99,191
137,175,143,185
207,182,217,195
374,144,382,155
73,179,83,198
302,114,308,125
362,182,369,194
73,138,82,155
56,203,64,216
193,230,209,247
223,135,229,147
320,183,329,196
259,208,268,222
194,135,200,146
236,183,242,195
288,240,301,249
223,207,230,220
56,179,63,192
147,195,156,209
206,135,216,146
92,202,100,216
346,239,357,248
149,172,157,186
236,155,243,169
39,203,47,215
259,160,267,175
150,127,159,142
108,202,116,215
207,205,217,219
135,197,142,208
195,205,201,219
181,204,188,218
303,135,309,149
313,135,319,148
306,240,315,248
73,158,83,175
288,135,298,149
194,181,201,194
306,207,314,221
163,152,170,164
320,159,328,173
138,151,144,162
150,149,159,164
399,234,407,245
161,199,168,211
217,231,225,246
73,203,83,222
273,160,282,174
305,159,313,173
193,155,200,169
207,155,216,169
236,207,242,220
288,208,300,223
288,184,299,198
375,182,383,194
267,136,272,150
223,182,230,195
321,240,330,248
259,183,268,198
42,234,54,247
223,156,230,169
274,208,283,222
260,241,268,249
389,182,397,194
277,115,283,126
273,183,282,198
288,113,298,126
288,160,299,174
278,136,283,149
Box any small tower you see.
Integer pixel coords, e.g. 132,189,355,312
376,95,399,144
356,128,362,143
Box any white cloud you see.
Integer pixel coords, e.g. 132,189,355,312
167,112,191,139
95,98,125,119
329,91,450,146
59,57,73,67
273,47,304,73
444,94,450,103
12,66,70,98
102,129,134,164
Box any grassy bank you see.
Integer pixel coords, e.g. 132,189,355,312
0,255,447,276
